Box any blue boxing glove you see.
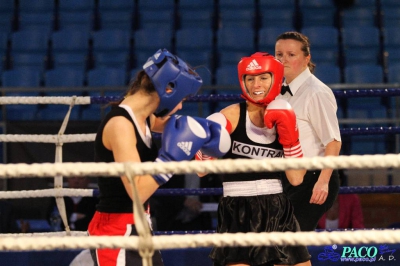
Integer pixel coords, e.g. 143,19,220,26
153,115,232,185
153,115,210,185
193,117,231,158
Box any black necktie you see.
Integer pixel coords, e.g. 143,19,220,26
281,85,293,96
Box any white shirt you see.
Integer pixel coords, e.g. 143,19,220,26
276,68,341,157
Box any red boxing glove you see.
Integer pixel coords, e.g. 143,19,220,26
195,150,215,161
264,99,303,158
195,112,232,161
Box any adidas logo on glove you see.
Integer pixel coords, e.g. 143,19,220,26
246,59,262,71
177,141,193,156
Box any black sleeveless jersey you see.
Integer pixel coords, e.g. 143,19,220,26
94,106,158,213
220,102,283,182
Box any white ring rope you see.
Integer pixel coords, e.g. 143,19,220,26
0,188,93,199
53,96,77,235
1,230,400,251
2,96,400,260
0,96,91,105
125,163,155,266
0,154,399,178
1,231,87,237
0,134,96,143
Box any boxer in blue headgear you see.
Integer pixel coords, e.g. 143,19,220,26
143,48,203,117
88,48,231,266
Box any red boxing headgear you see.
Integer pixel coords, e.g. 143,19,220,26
238,52,284,106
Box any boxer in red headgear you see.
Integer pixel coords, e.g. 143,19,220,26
198,52,311,266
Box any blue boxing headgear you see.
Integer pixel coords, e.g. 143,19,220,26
143,48,203,117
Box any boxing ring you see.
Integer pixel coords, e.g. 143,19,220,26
0,90,400,266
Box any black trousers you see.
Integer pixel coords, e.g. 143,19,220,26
282,170,340,231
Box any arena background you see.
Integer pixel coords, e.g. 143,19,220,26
0,0,400,265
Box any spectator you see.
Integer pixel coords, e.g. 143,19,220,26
64,176,98,231
317,193,364,230
0,200,27,233
151,173,217,232
48,176,98,231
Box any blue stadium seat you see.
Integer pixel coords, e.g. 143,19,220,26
258,26,296,54
41,68,84,120
92,29,131,69
50,29,90,70
341,26,381,66
87,67,127,87
178,0,215,29
98,0,135,10
0,1,14,14
137,0,175,11
10,30,50,71
194,67,213,86
179,9,214,29
92,29,131,54
2,68,41,121
94,52,130,69
350,135,386,155
18,0,54,13
58,11,94,32
133,28,173,50
2,68,41,88
299,0,337,27
259,8,295,28
383,26,400,66
0,14,14,33
215,65,237,86
51,29,90,56
340,7,378,27
133,28,173,67
130,67,142,80
216,26,255,66
301,26,340,65
175,28,213,54
259,0,295,8
387,63,400,83
219,0,254,8
18,13,54,33
344,64,384,83
301,26,339,47
219,9,255,28
314,63,341,84
0,1,15,32
58,0,95,12
98,10,133,30
138,10,174,31
218,0,255,29
52,53,87,73
17,0,55,33
44,68,85,87
137,0,175,31
0,32,9,72
259,1,296,28
11,30,49,54
174,50,213,73
381,0,400,7
58,0,95,31
381,7,400,28
352,0,378,7
98,0,135,30
214,65,240,110
11,53,46,72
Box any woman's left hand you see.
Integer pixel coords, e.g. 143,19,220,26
310,179,329,205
